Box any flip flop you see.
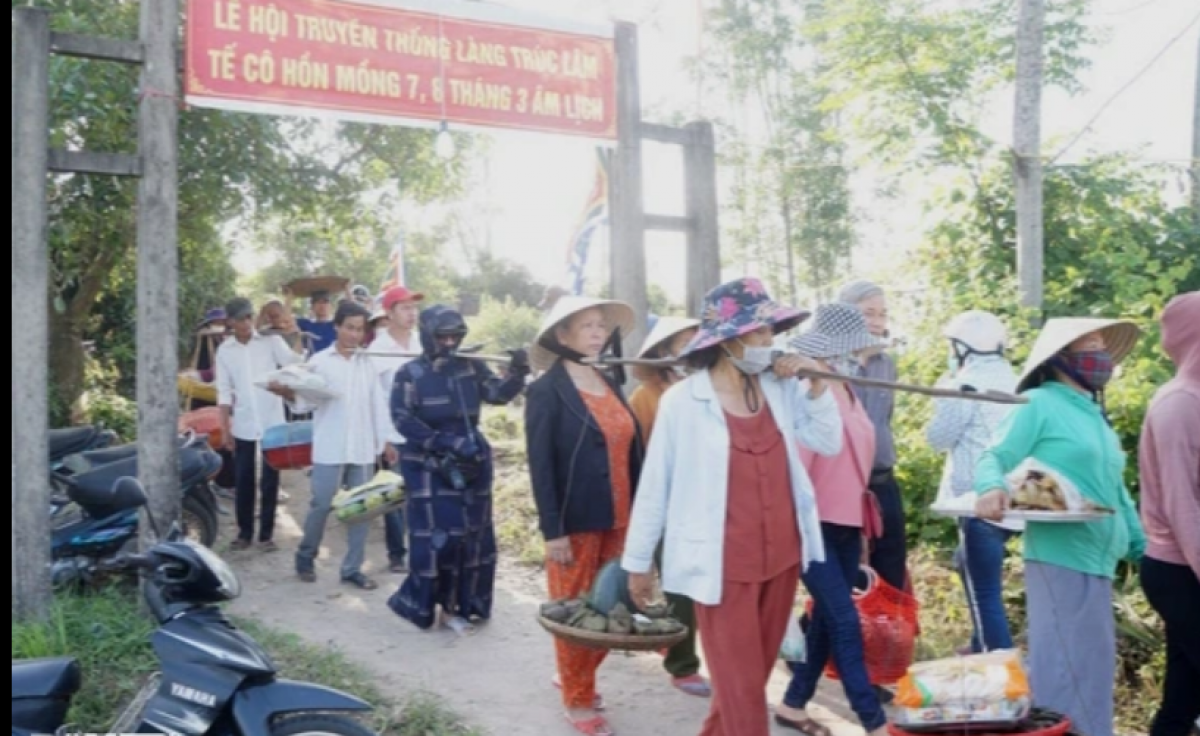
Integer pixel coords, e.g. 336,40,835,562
774,714,833,736
671,674,711,697
564,714,613,735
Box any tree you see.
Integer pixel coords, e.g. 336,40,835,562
34,0,468,412
695,0,856,301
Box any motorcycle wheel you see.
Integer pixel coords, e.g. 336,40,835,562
268,714,378,736
181,493,219,546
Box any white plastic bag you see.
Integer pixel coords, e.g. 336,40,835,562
1004,458,1085,510
779,608,805,662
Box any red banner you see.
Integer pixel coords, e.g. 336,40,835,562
185,0,616,139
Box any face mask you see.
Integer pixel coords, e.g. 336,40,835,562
947,352,959,375
726,341,773,375
1056,350,1114,391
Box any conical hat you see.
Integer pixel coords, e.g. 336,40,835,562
638,316,700,358
1016,317,1140,392
530,296,636,371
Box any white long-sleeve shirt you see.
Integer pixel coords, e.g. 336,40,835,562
927,354,1023,531
216,333,300,441
370,330,419,444
288,346,392,466
621,370,841,605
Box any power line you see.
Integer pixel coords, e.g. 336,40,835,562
1050,8,1200,163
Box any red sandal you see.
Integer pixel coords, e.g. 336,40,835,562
564,714,613,735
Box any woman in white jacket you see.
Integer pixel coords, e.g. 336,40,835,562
926,310,1021,653
623,278,841,736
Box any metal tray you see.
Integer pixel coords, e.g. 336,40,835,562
930,505,1111,522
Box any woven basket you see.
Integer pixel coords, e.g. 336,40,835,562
177,373,217,403
536,615,687,651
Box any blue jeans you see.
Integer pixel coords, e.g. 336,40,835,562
296,464,371,579
384,444,406,563
955,518,1015,651
783,523,886,730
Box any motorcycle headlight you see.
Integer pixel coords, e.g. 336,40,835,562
185,540,241,598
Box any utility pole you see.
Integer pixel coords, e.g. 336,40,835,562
1013,0,1044,317
136,0,181,545
610,21,649,358
1191,32,1198,226
12,6,53,621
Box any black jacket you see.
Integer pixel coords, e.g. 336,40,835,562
524,361,644,540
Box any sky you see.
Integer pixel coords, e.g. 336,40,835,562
476,0,1198,303
235,0,1199,305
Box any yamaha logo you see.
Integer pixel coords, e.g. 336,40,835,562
169,683,217,707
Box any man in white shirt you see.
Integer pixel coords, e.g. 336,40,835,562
216,297,301,550
273,301,398,589
370,285,423,573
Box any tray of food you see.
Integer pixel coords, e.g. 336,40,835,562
931,462,1112,521
537,599,687,651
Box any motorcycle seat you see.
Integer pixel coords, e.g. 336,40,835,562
66,457,145,519
11,657,81,699
77,443,138,467
48,427,98,463
180,446,222,487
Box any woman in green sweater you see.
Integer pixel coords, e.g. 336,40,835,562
975,318,1145,736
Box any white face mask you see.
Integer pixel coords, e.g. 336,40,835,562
727,340,773,375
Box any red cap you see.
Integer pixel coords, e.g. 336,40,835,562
382,286,423,310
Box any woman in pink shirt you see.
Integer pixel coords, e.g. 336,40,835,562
775,303,888,736
1139,290,1200,736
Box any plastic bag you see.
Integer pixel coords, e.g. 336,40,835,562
779,607,805,662
1005,458,1085,511
333,470,405,524
894,650,1031,724
810,566,918,685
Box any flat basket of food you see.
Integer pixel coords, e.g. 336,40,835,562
537,599,687,651
537,560,687,650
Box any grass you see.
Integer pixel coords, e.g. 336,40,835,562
482,406,1164,735
12,587,479,736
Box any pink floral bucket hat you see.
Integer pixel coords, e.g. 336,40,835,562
680,277,810,355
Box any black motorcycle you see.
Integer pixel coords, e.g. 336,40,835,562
47,434,222,587
14,482,379,736
51,430,222,542
47,424,118,472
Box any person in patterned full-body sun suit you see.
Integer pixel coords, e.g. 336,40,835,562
386,305,529,633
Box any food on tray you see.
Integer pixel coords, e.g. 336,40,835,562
1012,470,1067,510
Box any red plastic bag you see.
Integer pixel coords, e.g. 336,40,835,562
805,566,918,685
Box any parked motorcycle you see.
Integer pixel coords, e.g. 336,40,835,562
54,429,224,522
48,441,221,587
14,489,378,736
47,424,118,472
